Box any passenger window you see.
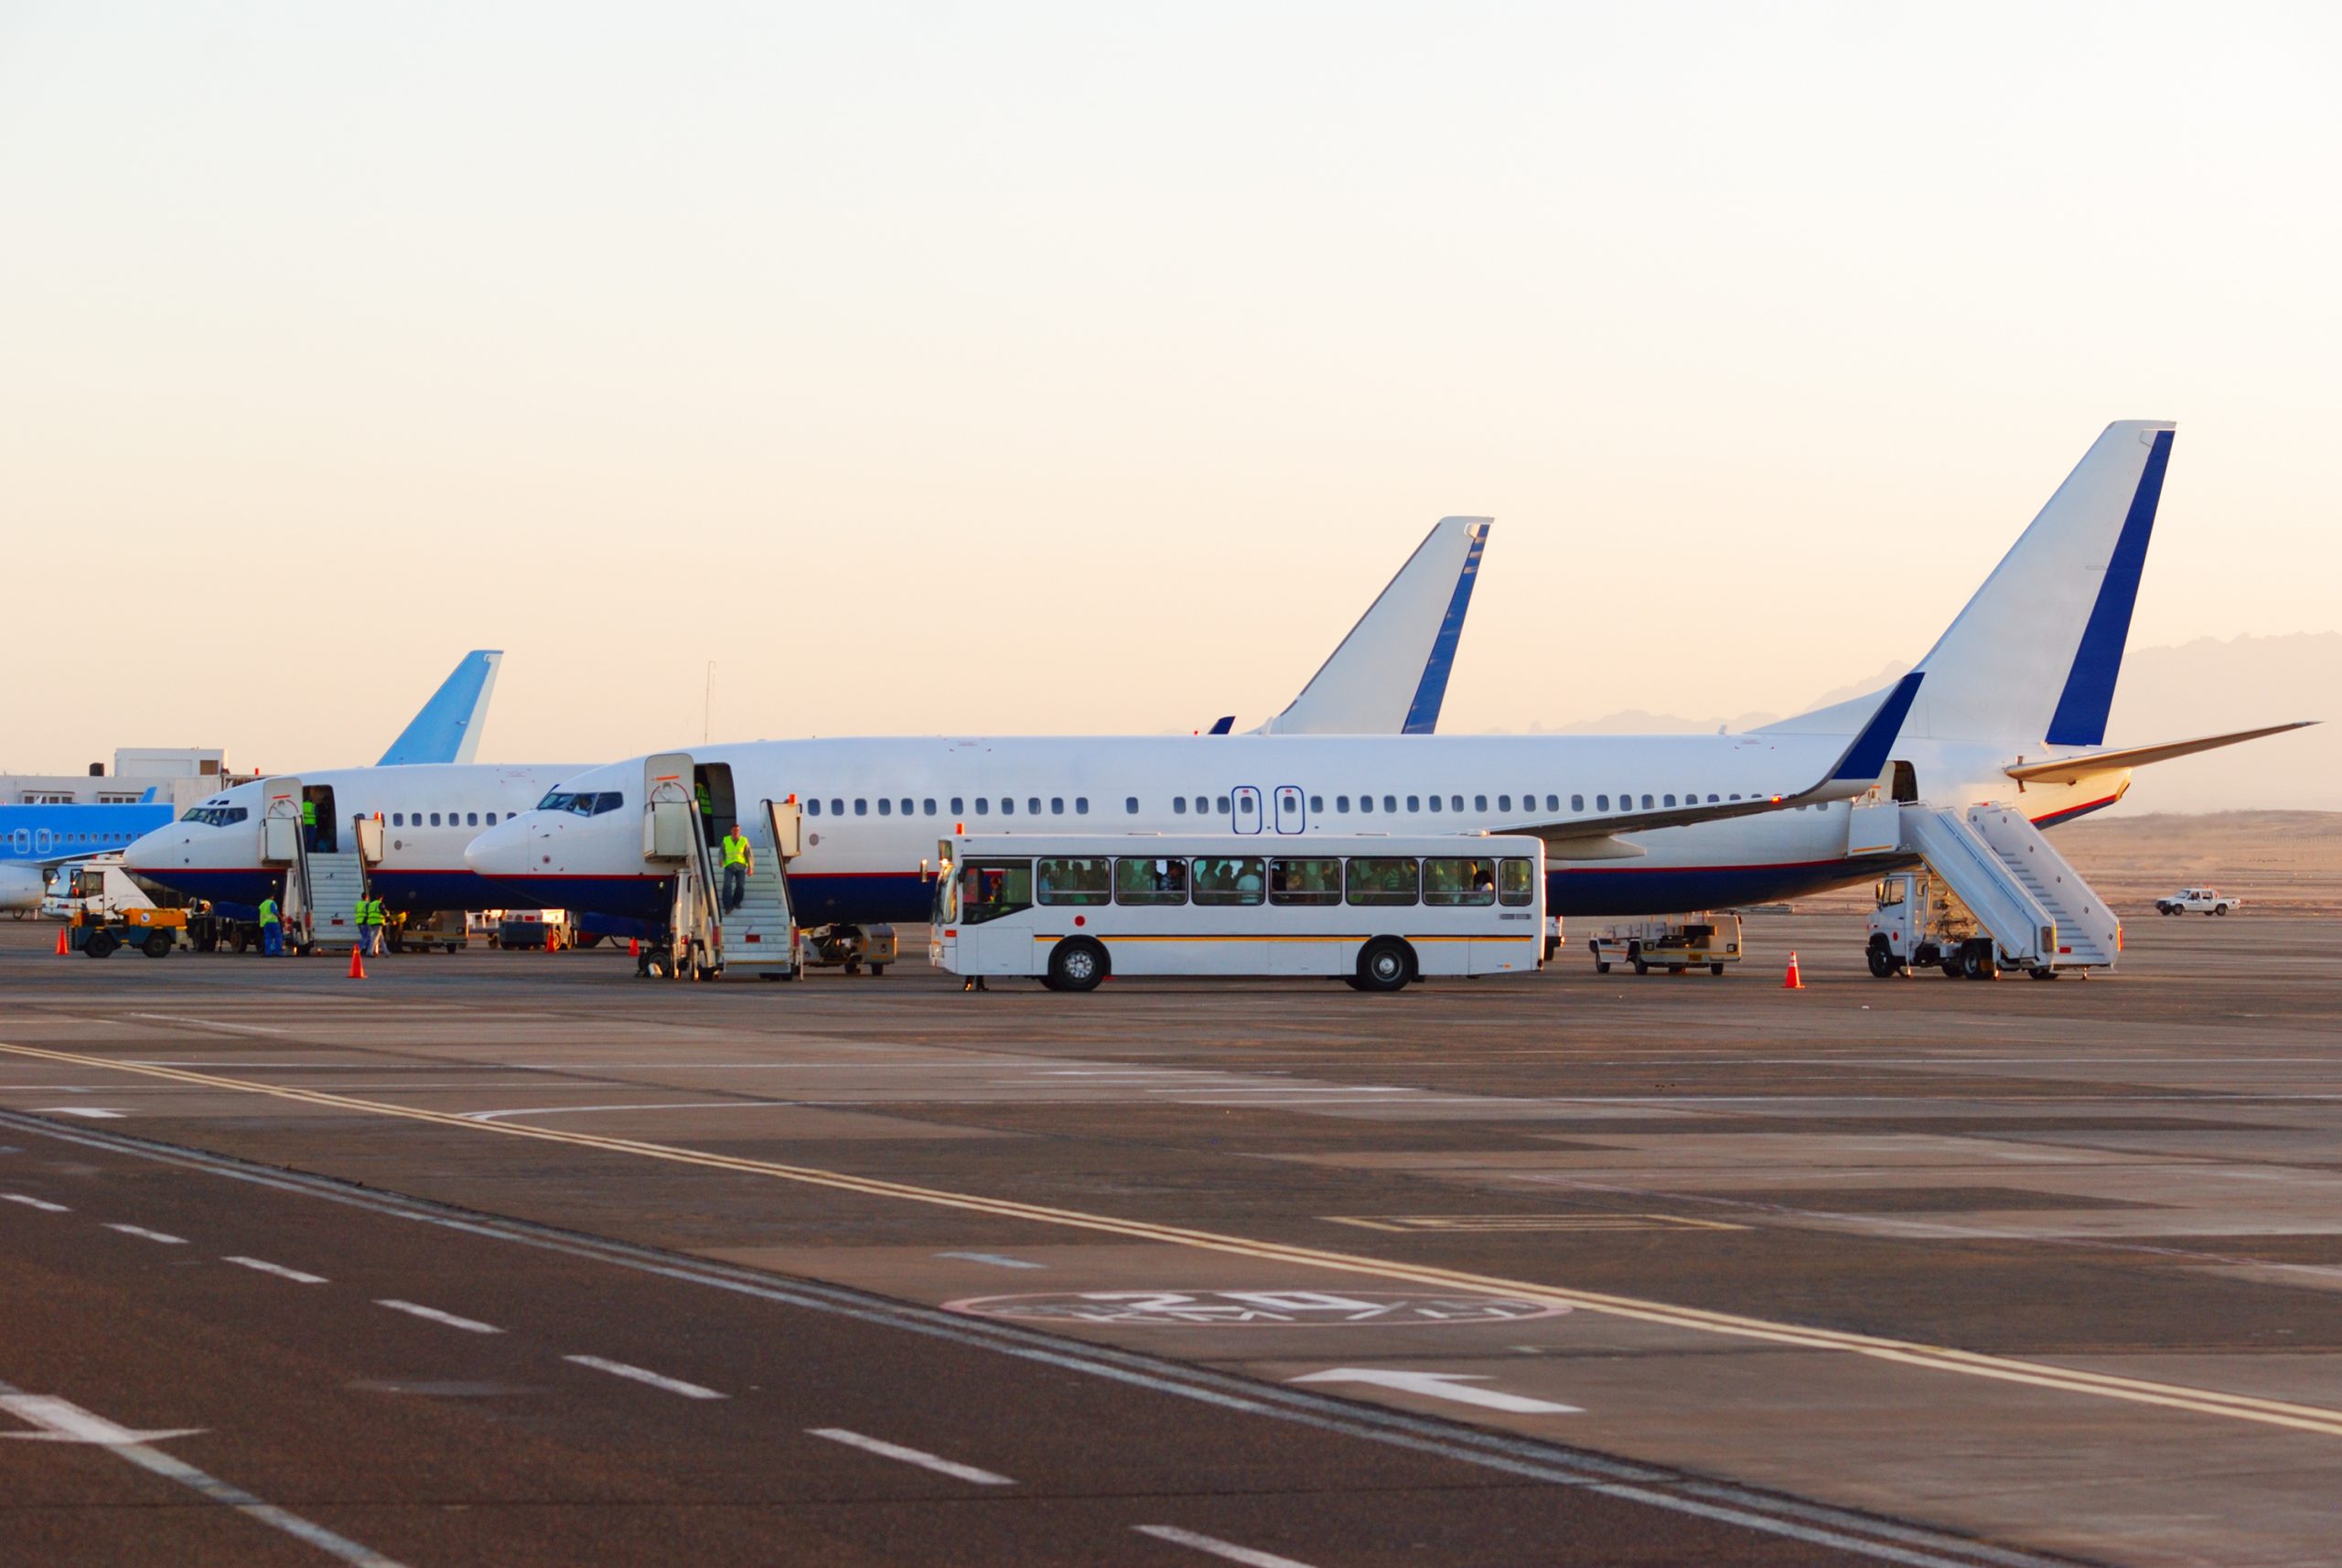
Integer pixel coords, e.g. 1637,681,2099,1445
392,813,403,826
1115,856,1187,906
467,811,479,826
878,799,892,816
487,812,498,825
1000,798,1015,816
855,799,869,816
1075,798,1089,815
1309,795,1323,812
1036,856,1112,906
1642,794,1654,810
830,799,843,815
1173,797,1188,815
1498,795,1510,812
1571,795,1584,812
1124,797,1138,814
1345,856,1419,907
1545,794,1559,811
430,812,442,826
951,798,964,815
1357,795,1372,814
958,860,1033,925
975,798,990,816
899,798,913,815
1192,855,1265,907
1027,798,1041,815
1382,795,1396,813
1596,794,1610,811
1423,857,1498,907
808,799,822,816
1663,795,1676,808
1451,795,1463,811
1050,798,1064,815
1427,794,1443,813
1214,796,1230,814
924,799,937,815
1499,858,1535,907
1707,794,1719,803
1268,857,1342,907
1336,796,1351,812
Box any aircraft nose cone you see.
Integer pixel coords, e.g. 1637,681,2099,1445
463,822,517,874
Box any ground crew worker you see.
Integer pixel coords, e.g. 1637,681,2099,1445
300,797,317,851
257,895,283,958
720,826,751,911
356,896,383,956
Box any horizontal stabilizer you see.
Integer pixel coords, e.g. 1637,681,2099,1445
378,650,503,767
1260,517,1488,736
2004,721,2316,785
1498,674,1924,844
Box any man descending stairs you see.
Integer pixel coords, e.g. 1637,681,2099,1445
714,814,797,980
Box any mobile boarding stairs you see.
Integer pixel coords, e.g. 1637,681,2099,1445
257,779,381,956
1849,794,2120,979
639,753,800,982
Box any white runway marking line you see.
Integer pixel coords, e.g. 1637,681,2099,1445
102,1223,188,1245
807,1427,1015,1485
460,1101,796,1123
225,1256,328,1284
1133,1524,1321,1568
0,1384,412,1568
563,1355,726,1400
31,1107,124,1119
937,1251,1045,1270
125,1015,292,1036
3,1193,70,1212
375,1300,502,1334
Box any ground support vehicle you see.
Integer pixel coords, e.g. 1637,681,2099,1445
799,924,896,976
493,910,570,950
1589,914,1741,975
1868,871,2075,981
69,904,187,959
2157,887,2240,916
931,832,1545,993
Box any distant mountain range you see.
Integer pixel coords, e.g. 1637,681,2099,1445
1511,633,2337,813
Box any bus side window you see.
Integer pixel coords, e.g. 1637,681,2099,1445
1423,857,1496,907
1036,856,1111,906
1192,856,1265,907
1345,857,1418,907
1499,858,1535,907
1268,856,1342,906
959,860,1033,924
1114,856,1187,906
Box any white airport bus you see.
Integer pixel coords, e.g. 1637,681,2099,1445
929,833,1546,992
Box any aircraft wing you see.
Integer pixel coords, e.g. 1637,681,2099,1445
1488,673,1925,850
1256,517,1489,736
2003,721,2315,785
377,650,503,767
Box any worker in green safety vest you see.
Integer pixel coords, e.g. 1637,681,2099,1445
300,798,317,852
720,827,752,911
355,896,384,957
257,896,284,958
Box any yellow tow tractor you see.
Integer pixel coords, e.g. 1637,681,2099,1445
59,864,188,959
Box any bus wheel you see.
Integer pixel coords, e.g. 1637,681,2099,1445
1356,938,1412,993
1047,938,1107,993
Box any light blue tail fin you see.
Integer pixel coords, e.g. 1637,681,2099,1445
377,650,503,766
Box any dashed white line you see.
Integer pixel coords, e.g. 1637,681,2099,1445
937,1251,1045,1270
102,1223,187,1245
1133,1524,1320,1567
562,1355,726,1400
2,1193,70,1212
225,1256,328,1284
31,1107,124,1119
374,1300,502,1334
807,1427,1015,1485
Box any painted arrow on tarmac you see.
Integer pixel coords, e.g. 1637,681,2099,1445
1286,1369,1580,1414
0,1394,204,1445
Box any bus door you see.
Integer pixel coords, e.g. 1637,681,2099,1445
1273,785,1305,834
1231,786,1262,834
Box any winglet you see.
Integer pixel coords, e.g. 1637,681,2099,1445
1828,671,1924,785
377,650,503,767
1206,715,1235,736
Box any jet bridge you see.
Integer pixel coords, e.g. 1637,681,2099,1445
1860,799,2120,977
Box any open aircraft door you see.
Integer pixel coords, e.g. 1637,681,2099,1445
258,778,303,865
642,753,696,863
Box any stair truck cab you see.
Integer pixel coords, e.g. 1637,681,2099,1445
930,832,1546,993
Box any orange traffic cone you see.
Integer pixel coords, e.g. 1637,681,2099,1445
1782,950,1805,990
348,944,367,981
55,928,70,956
628,937,640,957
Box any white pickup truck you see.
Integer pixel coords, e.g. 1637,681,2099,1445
2156,887,2240,917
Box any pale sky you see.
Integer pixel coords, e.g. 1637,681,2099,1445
4,2,2336,772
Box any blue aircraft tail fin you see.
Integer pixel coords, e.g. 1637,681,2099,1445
377,650,503,767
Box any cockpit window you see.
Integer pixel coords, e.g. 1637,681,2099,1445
534,790,625,817
182,807,249,826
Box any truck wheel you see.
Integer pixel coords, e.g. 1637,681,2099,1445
142,932,172,959
2027,967,2057,980
1355,938,1412,993
1710,962,1725,976
84,930,118,959
1047,938,1107,993
1667,964,1685,975
1631,959,1649,975
2215,904,2229,916
1962,942,1999,981
1939,953,1962,979
1866,940,1895,979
